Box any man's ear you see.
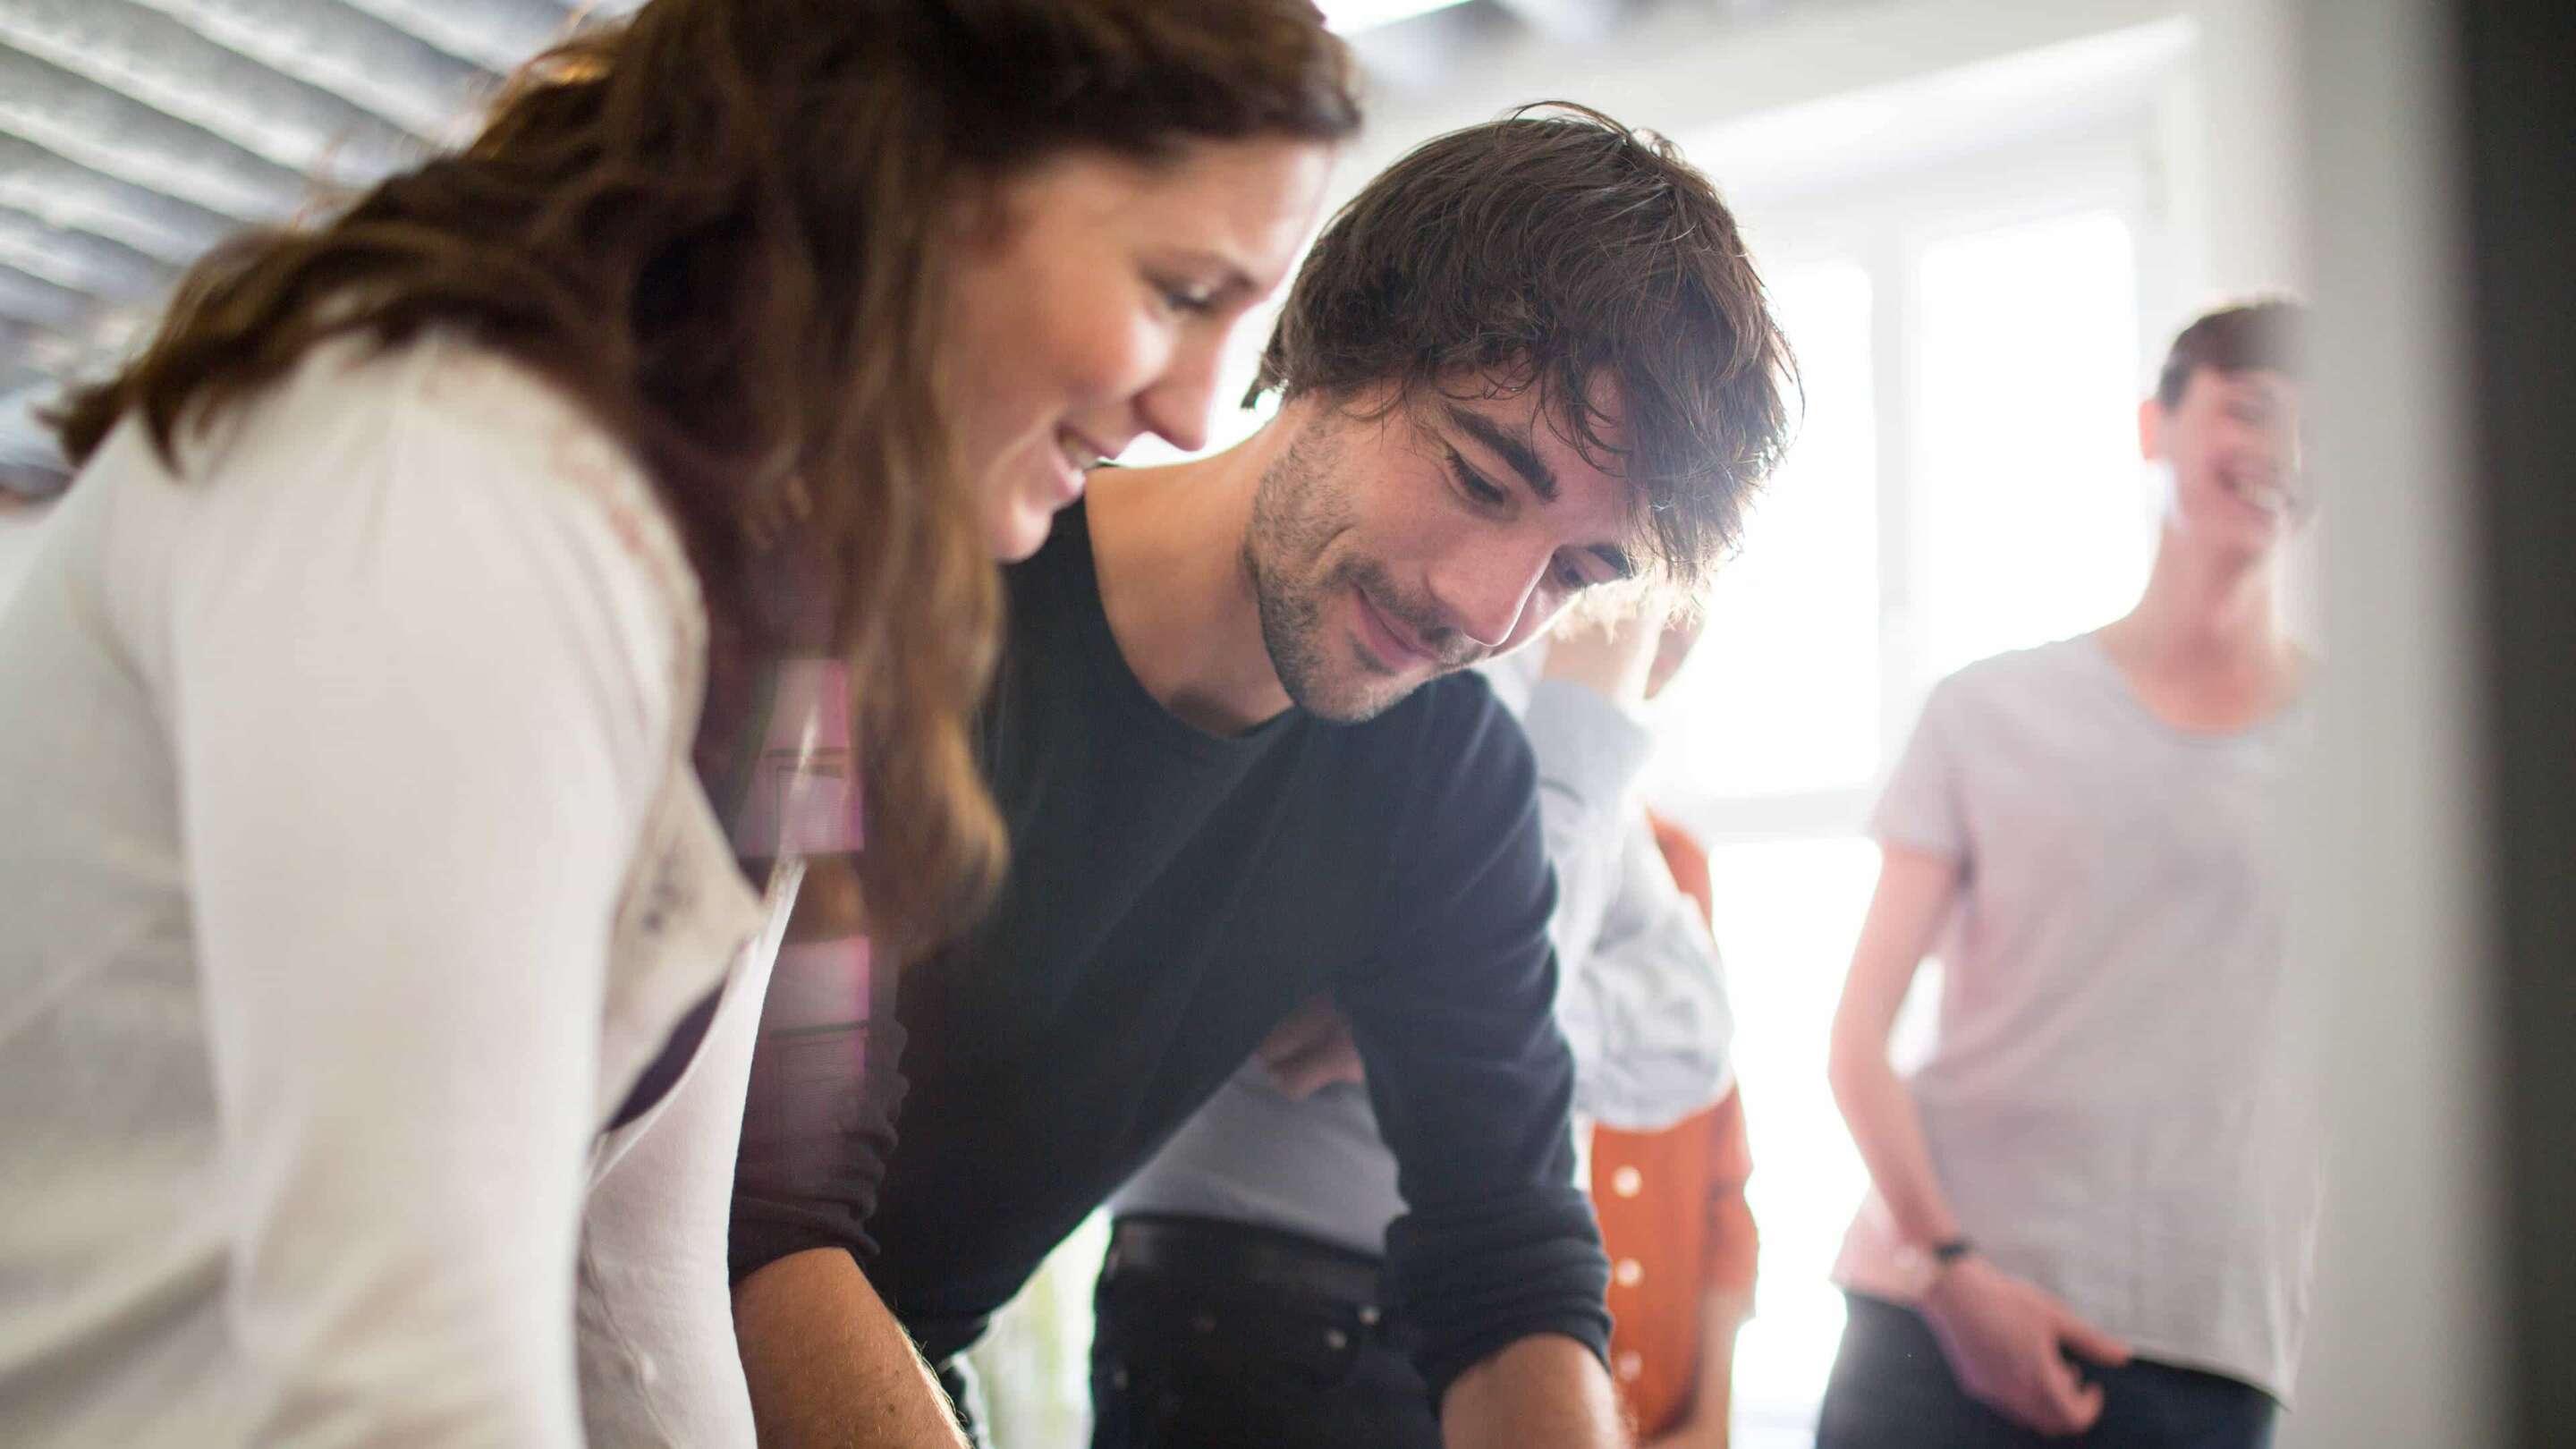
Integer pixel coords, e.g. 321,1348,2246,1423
2138,394,2165,464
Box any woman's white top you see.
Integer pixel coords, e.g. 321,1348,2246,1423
0,333,770,1445
1833,635,2320,1403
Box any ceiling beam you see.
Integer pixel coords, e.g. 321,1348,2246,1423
121,0,499,140
0,261,97,335
0,134,241,267
0,46,317,220
0,204,178,304
0,313,79,376
326,0,573,78
1492,0,1631,40
0,4,424,190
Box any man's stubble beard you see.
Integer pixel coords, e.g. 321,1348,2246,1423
1241,421,1405,724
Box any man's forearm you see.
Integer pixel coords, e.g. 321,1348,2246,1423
733,1248,967,1448
1441,1333,1629,1449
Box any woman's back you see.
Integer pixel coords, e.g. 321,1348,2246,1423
0,334,761,1445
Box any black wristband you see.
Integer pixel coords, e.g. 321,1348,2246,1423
1930,1236,1975,1267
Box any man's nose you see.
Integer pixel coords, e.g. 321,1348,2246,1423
1426,547,1552,652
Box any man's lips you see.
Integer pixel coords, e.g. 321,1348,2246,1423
1352,586,1434,671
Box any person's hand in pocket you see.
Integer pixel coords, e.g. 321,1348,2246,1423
1921,1254,2132,1436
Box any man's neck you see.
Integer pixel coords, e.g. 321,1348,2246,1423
2098,527,2302,726
1084,428,1297,736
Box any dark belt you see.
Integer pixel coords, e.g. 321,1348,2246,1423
1106,1214,1389,1317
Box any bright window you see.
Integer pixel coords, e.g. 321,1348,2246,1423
1654,182,2157,1449
1649,261,1881,801
1913,210,2147,677
1701,836,1884,1429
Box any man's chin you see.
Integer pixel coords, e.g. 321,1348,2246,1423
1287,657,1431,724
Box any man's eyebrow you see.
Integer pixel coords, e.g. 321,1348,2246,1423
1445,402,1559,503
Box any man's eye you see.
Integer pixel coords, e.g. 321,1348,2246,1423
1447,453,1505,505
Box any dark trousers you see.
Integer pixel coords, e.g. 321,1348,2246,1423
1817,1292,2278,1449
1088,1216,1441,1449
934,1355,993,1449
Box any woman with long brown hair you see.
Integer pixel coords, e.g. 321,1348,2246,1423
0,2,1353,1443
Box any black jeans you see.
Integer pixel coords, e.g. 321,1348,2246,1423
934,1355,993,1449
1088,1223,1441,1449
1817,1292,2278,1449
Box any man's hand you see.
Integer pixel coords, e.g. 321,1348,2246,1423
1919,1255,2131,1437
1644,610,1705,702
1254,994,1368,1098
1540,603,1664,707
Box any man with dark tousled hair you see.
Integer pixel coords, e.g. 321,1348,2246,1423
728,105,1796,1449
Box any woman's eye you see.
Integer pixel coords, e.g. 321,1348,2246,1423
1156,280,1215,315
1554,559,1592,592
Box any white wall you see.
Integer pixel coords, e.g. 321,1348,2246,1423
1343,0,2303,320
2276,0,2507,1443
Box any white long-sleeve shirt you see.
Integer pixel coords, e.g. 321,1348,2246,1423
0,334,764,1445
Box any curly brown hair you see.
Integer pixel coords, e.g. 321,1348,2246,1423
1251,103,1795,592
49,0,1360,961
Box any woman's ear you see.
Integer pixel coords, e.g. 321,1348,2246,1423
940,165,1024,256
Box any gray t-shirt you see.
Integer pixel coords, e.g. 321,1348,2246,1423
1832,634,2319,1403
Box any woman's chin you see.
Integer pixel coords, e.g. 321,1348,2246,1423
985,501,1057,563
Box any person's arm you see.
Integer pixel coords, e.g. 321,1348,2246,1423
1443,1335,1631,1449
1523,614,1733,1131
728,859,960,1445
171,370,687,1442
1640,1292,1748,1449
733,1249,968,1447
1525,611,1662,963
1340,691,1620,1448
1559,826,1733,1131
1826,845,2129,1436
1826,845,1967,1253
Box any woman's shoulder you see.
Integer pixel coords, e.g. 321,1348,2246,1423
132,330,712,749
257,331,707,661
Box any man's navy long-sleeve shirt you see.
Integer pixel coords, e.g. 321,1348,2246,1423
731,502,1611,1399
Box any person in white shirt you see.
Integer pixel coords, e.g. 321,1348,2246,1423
1822,300,2313,1448
0,3,1353,1445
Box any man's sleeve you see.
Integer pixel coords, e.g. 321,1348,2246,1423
1518,676,1733,1133
727,929,907,1282
1518,677,1655,970
1558,826,1735,1131
1337,692,1614,1402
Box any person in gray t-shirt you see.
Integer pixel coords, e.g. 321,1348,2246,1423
1820,300,2316,1449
